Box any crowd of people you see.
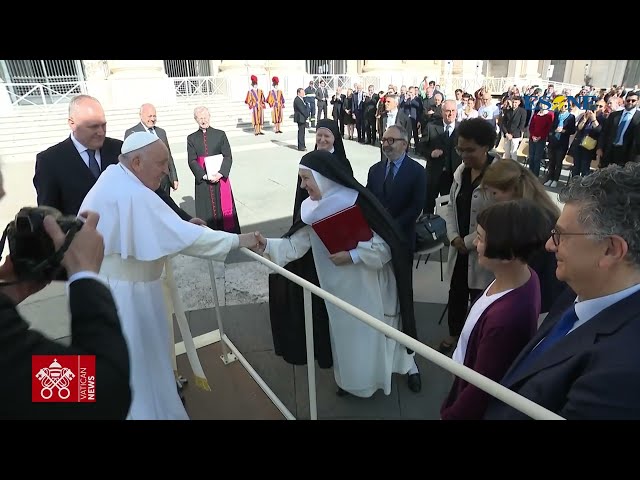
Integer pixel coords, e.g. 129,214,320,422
1,72,640,420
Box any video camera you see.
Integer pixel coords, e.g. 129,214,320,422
0,206,84,283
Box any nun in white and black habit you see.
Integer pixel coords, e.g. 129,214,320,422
264,149,420,398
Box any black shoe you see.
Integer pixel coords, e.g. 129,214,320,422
336,387,351,397
407,373,422,393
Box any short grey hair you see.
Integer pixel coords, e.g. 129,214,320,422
193,106,209,118
559,163,640,267
69,94,100,116
386,124,409,143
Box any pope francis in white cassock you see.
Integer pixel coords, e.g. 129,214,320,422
79,131,259,420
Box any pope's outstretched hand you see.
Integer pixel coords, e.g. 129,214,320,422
237,232,262,250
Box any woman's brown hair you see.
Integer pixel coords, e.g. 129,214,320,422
482,159,561,220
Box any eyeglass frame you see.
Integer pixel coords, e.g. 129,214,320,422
381,137,406,145
550,228,595,246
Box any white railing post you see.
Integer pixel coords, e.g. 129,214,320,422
303,289,318,420
207,259,236,365
239,247,564,420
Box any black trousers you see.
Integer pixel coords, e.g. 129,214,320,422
409,117,420,148
424,161,452,214
547,146,567,182
333,111,344,136
297,122,306,150
355,111,365,142
317,100,328,121
364,114,377,144
447,252,482,337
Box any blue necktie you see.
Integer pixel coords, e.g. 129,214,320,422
383,160,395,195
86,149,101,178
614,111,631,145
502,305,579,386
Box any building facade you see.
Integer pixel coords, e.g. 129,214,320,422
0,59,636,110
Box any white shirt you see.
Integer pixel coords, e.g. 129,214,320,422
443,121,454,136
70,133,102,170
386,108,398,128
452,280,513,365
571,283,640,333
141,122,157,135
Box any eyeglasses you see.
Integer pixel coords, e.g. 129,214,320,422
550,228,594,246
381,137,405,145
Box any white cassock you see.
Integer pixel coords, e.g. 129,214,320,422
79,164,240,420
264,226,414,398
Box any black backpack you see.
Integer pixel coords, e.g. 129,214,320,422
414,213,448,252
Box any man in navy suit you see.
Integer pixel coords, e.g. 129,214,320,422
367,125,426,252
366,124,426,393
485,163,640,420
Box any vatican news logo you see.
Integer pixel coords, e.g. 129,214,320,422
32,355,96,403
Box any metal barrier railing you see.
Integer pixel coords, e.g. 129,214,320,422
208,246,564,420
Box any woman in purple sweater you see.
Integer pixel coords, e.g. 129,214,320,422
440,199,550,420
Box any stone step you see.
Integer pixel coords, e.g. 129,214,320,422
0,97,296,161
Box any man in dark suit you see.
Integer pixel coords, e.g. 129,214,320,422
365,124,425,393
379,94,412,161
485,163,640,420
0,194,131,420
124,103,178,196
293,88,310,151
416,99,461,214
33,95,195,222
498,96,527,161
596,90,640,167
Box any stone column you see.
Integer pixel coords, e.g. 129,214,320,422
218,60,268,101
522,60,541,83
106,60,176,108
361,60,407,93
82,60,111,106
208,60,222,76
0,77,12,114
265,61,305,98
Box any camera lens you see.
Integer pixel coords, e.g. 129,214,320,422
15,216,32,233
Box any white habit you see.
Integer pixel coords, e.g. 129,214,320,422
265,226,414,398
79,163,240,420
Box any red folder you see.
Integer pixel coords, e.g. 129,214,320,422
311,204,373,254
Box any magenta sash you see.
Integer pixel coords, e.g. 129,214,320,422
197,156,236,231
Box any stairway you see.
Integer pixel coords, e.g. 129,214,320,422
0,96,295,164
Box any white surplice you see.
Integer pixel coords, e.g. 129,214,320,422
79,164,239,420
265,225,414,398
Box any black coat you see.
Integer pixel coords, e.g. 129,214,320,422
0,278,131,419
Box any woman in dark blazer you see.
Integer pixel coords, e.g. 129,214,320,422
441,199,550,420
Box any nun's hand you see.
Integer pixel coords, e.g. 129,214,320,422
328,251,352,266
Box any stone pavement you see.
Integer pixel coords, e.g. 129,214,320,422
2,122,565,419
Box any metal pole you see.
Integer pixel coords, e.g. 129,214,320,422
303,289,318,420
207,259,236,364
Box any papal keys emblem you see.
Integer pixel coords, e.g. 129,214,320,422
35,358,76,400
